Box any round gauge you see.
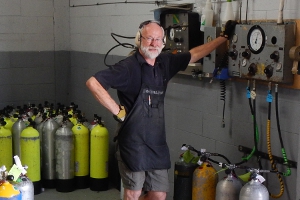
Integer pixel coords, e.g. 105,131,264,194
207,36,212,43
232,34,238,43
168,28,175,41
247,25,266,54
241,58,247,67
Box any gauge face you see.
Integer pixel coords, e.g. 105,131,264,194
242,58,247,67
207,36,212,43
232,34,238,43
247,25,265,54
168,28,175,41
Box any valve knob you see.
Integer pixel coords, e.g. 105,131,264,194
264,65,273,78
270,51,279,61
248,63,257,76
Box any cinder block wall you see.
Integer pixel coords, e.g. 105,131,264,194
1,0,300,199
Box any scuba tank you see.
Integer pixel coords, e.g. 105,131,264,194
20,119,41,195
192,161,218,200
11,112,26,158
215,169,242,200
10,156,34,200
14,176,34,200
55,116,75,192
41,113,59,188
173,151,198,200
191,148,218,200
0,119,13,169
90,120,109,191
239,170,269,200
72,115,90,189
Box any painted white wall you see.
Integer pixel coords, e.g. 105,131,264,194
0,0,299,52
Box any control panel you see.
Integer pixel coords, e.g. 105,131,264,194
228,22,296,83
160,12,203,54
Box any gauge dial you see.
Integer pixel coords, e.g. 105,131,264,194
242,58,247,67
247,25,265,54
232,34,238,43
168,28,175,41
207,36,212,43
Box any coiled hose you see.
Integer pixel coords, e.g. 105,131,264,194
266,83,284,198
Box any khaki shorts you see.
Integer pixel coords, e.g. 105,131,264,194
116,150,169,192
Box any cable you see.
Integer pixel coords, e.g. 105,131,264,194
266,82,284,198
104,33,136,67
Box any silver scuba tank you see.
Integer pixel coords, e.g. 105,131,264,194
11,114,26,158
41,115,59,188
55,120,75,192
215,170,242,200
239,177,269,200
15,176,34,200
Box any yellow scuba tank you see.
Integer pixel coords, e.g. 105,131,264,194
0,119,13,169
72,115,90,189
192,161,218,200
90,121,109,191
20,119,41,195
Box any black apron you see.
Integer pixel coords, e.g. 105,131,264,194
117,61,171,172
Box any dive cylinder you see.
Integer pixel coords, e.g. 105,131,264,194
0,120,13,169
215,170,242,200
90,122,109,191
41,115,59,188
72,116,90,189
192,161,218,200
20,121,41,195
239,178,269,200
0,181,22,200
55,121,75,192
174,160,198,200
14,176,34,200
11,114,26,159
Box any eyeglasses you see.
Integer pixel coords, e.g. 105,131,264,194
140,34,164,44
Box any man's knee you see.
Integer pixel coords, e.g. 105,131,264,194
143,191,166,200
124,188,142,200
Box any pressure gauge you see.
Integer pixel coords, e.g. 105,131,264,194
168,28,175,41
242,58,247,67
207,36,212,43
247,25,266,54
232,34,238,43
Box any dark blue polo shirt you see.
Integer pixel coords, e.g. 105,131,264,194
94,50,191,112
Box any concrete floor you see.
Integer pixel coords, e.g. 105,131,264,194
34,188,121,200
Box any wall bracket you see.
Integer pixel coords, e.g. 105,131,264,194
238,145,297,169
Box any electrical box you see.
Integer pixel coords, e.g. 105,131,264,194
160,12,203,54
228,21,296,83
203,27,228,77
160,12,203,77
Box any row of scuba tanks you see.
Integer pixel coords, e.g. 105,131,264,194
174,144,271,200
0,102,110,199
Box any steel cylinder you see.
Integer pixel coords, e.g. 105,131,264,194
173,161,198,200
14,176,34,200
20,126,41,195
216,173,242,200
90,124,109,191
55,125,75,192
0,125,13,169
239,179,269,200
192,162,218,200
11,119,26,158
41,118,59,188
72,123,90,189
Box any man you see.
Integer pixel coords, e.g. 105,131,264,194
86,20,237,200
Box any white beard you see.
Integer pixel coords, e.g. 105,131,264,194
140,44,162,60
